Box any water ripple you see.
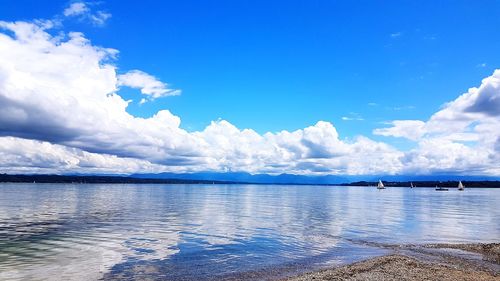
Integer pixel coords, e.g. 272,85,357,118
0,184,499,280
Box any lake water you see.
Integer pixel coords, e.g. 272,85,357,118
0,184,499,280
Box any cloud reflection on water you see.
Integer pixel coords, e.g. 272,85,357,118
0,184,499,280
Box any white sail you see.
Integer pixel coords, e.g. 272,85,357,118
410,182,414,188
458,181,464,190
377,180,385,189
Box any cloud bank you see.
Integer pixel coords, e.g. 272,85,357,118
374,70,500,175
0,16,498,176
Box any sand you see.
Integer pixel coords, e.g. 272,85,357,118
285,243,500,281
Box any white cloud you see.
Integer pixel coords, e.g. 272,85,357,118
341,116,364,121
0,137,165,174
89,11,112,26
400,138,498,175
118,70,180,102
390,32,402,38
392,105,415,111
374,70,500,175
374,120,426,141
375,70,500,140
341,112,363,121
0,17,499,176
63,2,89,17
63,2,111,26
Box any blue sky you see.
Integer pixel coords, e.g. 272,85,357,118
0,1,499,175
3,1,499,137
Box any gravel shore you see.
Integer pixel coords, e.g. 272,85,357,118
285,243,500,281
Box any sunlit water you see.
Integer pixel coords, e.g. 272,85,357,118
0,184,499,280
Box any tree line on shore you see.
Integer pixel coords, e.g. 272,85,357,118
0,174,233,184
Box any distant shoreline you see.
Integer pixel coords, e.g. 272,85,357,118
0,174,237,185
340,180,500,188
0,173,499,187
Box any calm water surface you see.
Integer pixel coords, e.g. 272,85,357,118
0,184,499,280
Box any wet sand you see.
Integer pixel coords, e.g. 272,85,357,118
285,243,500,281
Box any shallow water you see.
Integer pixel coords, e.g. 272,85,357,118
0,184,498,280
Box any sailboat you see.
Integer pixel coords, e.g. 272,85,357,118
458,181,465,191
377,180,385,189
410,182,414,188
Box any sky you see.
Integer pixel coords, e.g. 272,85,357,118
0,1,499,176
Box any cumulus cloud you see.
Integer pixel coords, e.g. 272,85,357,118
0,18,406,175
374,120,426,141
0,136,166,174
464,72,500,116
63,2,111,26
375,70,500,141
374,70,500,175
400,138,497,175
118,70,180,103
0,15,498,176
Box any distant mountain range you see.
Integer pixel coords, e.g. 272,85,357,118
1,172,499,185
130,172,500,185
131,172,349,184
